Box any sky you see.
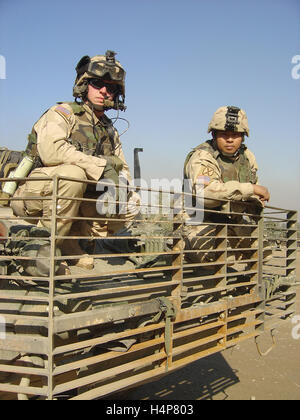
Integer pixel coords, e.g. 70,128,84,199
0,0,299,216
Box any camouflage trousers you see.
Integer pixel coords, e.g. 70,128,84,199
11,165,139,248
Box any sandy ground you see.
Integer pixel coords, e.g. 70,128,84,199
115,252,300,401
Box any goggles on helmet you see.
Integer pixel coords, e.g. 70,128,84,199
76,52,125,83
88,60,125,82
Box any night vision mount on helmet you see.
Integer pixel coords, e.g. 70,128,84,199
208,106,250,137
73,50,126,111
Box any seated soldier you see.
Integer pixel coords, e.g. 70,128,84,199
183,105,270,265
11,51,140,269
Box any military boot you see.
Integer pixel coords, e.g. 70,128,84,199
61,221,95,270
61,239,94,270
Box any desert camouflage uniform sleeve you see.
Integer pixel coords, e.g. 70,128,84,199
34,104,107,181
185,149,255,206
244,148,259,184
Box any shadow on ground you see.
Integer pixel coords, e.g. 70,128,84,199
109,352,240,401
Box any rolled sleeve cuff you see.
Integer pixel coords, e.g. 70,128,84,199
76,156,107,181
241,182,255,199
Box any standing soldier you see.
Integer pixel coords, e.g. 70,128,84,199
11,50,139,269
183,105,270,265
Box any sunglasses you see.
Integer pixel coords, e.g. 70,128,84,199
89,78,120,95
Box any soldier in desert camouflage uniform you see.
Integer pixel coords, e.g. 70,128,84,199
183,106,270,264
11,51,139,269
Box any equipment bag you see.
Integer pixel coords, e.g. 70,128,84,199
0,147,24,206
4,224,61,278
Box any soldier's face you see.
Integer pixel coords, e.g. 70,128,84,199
86,79,116,107
216,131,243,155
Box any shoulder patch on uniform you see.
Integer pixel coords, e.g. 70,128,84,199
55,105,72,119
199,166,215,177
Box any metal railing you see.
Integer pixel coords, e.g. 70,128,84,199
0,176,297,400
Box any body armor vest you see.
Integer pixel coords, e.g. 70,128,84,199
184,140,256,184
25,102,117,167
183,140,256,223
68,103,116,157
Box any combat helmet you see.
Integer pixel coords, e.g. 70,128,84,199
73,50,126,110
208,106,250,137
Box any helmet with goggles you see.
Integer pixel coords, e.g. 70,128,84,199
208,106,250,137
73,50,126,110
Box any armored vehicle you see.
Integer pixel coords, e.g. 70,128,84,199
0,173,297,400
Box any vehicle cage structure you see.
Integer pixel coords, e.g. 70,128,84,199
0,175,297,400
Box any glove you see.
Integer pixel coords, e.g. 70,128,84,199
105,156,124,174
97,165,120,217
101,164,119,186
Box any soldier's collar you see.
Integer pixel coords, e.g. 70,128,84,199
83,103,112,126
83,102,99,123
212,140,247,160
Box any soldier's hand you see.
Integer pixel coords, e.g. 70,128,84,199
253,185,270,203
105,156,124,174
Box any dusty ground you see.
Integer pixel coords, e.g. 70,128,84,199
116,252,300,401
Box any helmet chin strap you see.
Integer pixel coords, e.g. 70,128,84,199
86,98,124,112
92,103,105,112
85,98,110,113
83,88,110,111
221,150,239,158
212,137,241,158
84,98,130,139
